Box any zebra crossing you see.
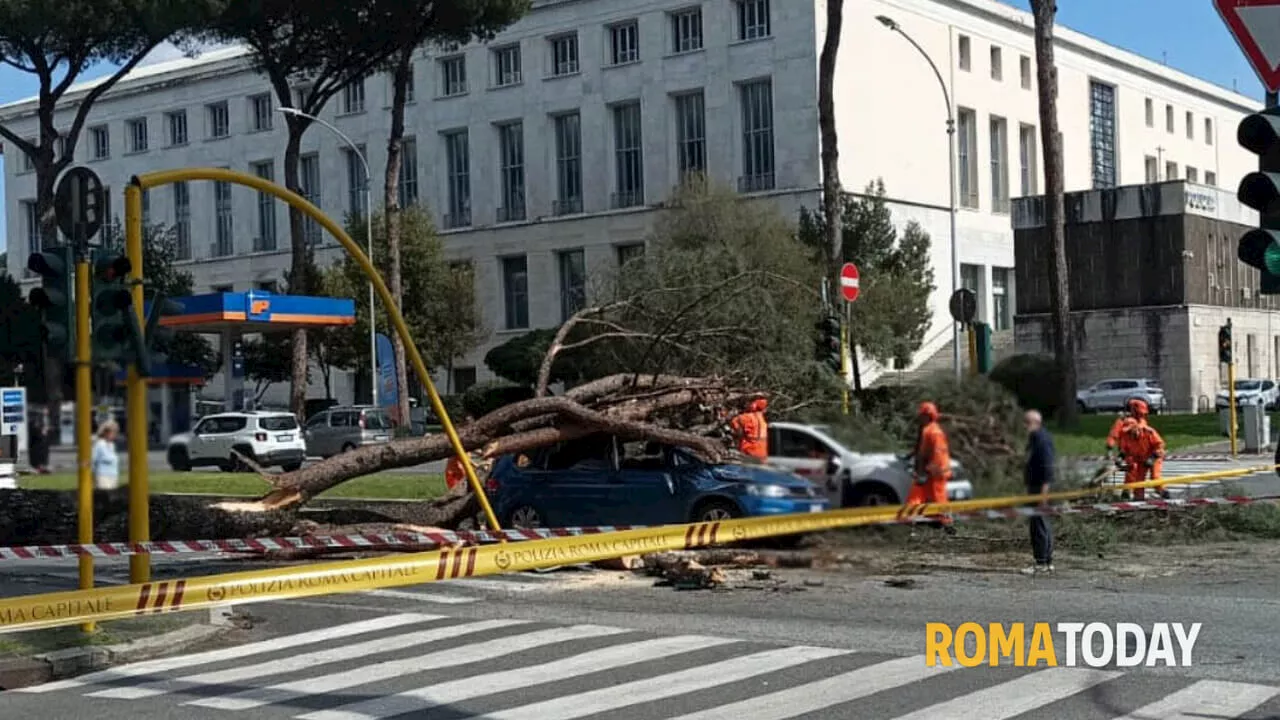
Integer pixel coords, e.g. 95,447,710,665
6,611,1280,719
1091,458,1267,495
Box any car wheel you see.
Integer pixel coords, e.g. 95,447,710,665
849,485,898,507
341,442,356,454
168,446,191,472
282,462,302,472
693,500,741,522
1076,401,1088,414
230,445,256,473
508,505,543,528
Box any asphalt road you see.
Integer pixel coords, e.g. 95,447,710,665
38,448,446,475
3,549,1280,719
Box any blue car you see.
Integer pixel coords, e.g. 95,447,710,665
487,434,830,528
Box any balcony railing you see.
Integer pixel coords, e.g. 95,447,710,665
610,190,644,209
737,173,775,193
496,202,526,223
442,210,472,229
552,197,583,216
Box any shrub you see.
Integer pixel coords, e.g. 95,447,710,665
989,354,1065,417
461,382,535,418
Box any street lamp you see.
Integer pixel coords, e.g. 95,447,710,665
876,15,962,379
276,106,379,406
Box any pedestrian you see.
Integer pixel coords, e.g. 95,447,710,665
908,401,954,533
1021,409,1055,575
729,396,769,460
91,420,121,491
1117,399,1166,500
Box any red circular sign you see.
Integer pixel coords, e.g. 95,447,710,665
839,263,860,303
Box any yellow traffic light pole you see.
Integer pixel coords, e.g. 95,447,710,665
1228,360,1238,457
74,252,95,633
124,190,150,583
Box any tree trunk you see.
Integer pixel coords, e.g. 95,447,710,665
1031,0,1077,426
385,49,412,428
283,127,310,420
818,0,845,275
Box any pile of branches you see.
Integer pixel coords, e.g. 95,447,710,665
224,374,754,529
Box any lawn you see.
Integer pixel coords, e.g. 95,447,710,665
19,471,447,500
1053,412,1222,456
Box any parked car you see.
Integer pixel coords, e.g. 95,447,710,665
1076,378,1167,414
766,422,974,507
167,411,305,472
1215,378,1278,410
303,405,394,458
487,434,830,528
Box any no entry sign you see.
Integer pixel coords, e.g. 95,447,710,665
1216,0,1280,92
839,263,860,303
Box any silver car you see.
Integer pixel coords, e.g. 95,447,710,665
303,405,394,458
767,422,974,507
1076,378,1166,414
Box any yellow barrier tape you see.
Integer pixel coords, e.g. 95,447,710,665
0,461,1274,633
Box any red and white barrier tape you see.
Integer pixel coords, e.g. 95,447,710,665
1074,453,1249,463
896,494,1276,524
0,525,639,560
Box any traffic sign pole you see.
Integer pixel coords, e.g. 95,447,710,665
74,247,95,633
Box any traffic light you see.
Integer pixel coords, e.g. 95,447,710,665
90,251,136,367
1236,107,1280,294
1219,323,1233,365
814,313,842,373
26,246,75,361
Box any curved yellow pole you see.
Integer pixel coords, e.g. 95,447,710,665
129,168,500,531
124,186,150,583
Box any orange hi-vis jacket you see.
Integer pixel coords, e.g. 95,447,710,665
1118,419,1165,465
730,402,769,459
914,422,953,481
1106,416,1135,450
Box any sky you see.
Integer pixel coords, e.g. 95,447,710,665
0,1,1267,234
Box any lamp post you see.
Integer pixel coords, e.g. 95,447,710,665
277,107,378,406
876,15,962,379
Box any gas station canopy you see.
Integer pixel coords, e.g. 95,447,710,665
149,291,356,333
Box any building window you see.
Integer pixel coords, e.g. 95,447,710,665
213,179,233,257
492,45,521,86
441,56,467,96
345,145,368,217
739,79,775,192
342,78,366,113
389,65,415,103
126,118,148,153
251,160,276,252
671,8,703,53
957,107,978,208
141,189,151,226
549,33,579,76
617,243,645,266
989,46,1002,81
610,22,639,65
1020,55,1031,89
1144,155,1159,183
1166,160,1178,180
737,0,770,40
501,255,529,330
443,130,471,228
451,367,478,394
22,200,38,256
173,182,191,260
1206,170,1217,186
1165,104,1174,133
206,101,229,139
1018,123,1037,197
1088,81,1116,189
165,110,188,146
1186,166,1199,184
558,249,586,321
553,112,583,215
989,116,1009,212
992,268,1011,331
299,153,321,246
19,139,34,172
89,125,110,160
249,93,273,131
1185,110,1194,140
1205,117,1214,145
960,263,981,295
675,91,706,179
398,137,419,208
958,35,971,71
1145,98,1154,128
497,121,526,222
612,102,644,208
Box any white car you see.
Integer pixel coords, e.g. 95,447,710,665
767,422,974,507
167,411,306,472
1215,379,1278,410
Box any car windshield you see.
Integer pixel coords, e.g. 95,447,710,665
1235,381,1262,391
259,416,298,431
363,411,392,430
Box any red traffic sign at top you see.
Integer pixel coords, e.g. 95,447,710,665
839,262,860,302
1216,0,1280,92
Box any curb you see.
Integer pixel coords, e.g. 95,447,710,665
0,620,228,690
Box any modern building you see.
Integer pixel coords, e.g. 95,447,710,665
0,0,1263,406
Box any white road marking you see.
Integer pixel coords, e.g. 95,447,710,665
1109,679,1279,719
886,667,1121,720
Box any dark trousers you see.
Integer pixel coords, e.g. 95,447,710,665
1029,516,1053,564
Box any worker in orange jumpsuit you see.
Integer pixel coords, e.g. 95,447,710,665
1104,403,1137,461
1118,399,1165,501
729,397,769,460
907,401,954,530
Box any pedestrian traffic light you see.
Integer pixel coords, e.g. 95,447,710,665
814,313,842,373
1236,107,1280,294
26,246,74,361
1219,323,1233,365
90,251,137,367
